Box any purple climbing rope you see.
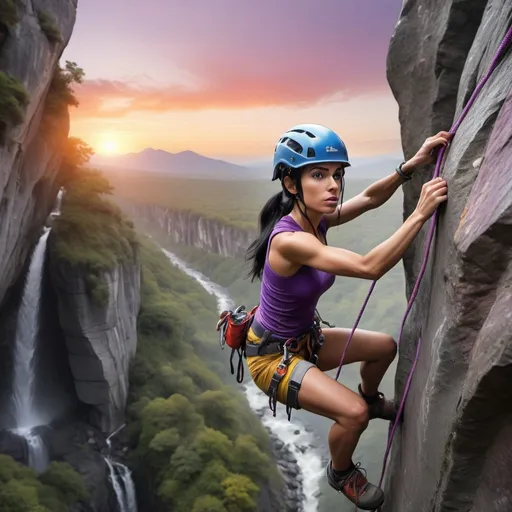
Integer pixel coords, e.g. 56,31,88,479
332,22,512,491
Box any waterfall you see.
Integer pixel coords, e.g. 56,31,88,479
104,425,138,512
51,187,64,216
11,228,51,472
11,188,65,472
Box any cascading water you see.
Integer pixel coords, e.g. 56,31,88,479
51,187,64,216
104,425,138,512
11,188,65,473
11,227,51,473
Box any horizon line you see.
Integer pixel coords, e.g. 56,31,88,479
90,146,404,166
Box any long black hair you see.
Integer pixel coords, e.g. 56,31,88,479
246,164,332,282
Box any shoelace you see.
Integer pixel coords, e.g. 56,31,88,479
340,462,369,511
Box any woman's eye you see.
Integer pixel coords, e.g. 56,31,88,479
313,172,323,179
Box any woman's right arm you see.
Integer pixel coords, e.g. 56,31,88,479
278,177,448,280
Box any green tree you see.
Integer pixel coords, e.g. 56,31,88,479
59,137,94,186
192,495,227,512
192,428,232,467
45,60,84,116
66,168,113,198
152,364,196,400
192,461,230,499
231,435,271,482
196,390,241,439
0,454,35,483
39,462,88,505
222,475,259,512
0,480,46,512
139,394,203,449
146,427,181,473
167,445,202,484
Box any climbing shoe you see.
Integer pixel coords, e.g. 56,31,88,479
326,460,384,510
358,384,397,422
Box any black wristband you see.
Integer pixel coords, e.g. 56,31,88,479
395,162,412,181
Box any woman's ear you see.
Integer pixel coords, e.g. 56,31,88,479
283,175,297,195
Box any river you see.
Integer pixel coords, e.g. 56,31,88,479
162,248,325,512
161,247,396,512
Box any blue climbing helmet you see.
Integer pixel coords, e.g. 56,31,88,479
272,123,351,181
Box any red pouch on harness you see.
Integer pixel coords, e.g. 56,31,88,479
216,305,257,382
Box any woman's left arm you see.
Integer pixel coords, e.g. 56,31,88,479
325,131,452,229
324,169,411,228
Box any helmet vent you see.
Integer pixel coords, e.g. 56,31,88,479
286,138,303,154
289,129,316,138
307,147,316,157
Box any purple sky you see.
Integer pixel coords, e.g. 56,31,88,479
63,0,404,161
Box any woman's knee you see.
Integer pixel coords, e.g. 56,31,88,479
335,397,369,431
380,334,397,361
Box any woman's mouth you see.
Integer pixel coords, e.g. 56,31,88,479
325,196,338,203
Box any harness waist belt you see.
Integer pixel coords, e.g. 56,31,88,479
245,318,311,358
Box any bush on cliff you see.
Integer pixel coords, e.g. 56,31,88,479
0,71,29,145
51,142,138,305
126,239,283,512
0,455,88,511
45,61,84,117
0,0,22,29
37,10,62,44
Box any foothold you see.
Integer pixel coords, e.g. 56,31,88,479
472,157,483,169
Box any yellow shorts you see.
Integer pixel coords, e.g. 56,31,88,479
245,324,317,409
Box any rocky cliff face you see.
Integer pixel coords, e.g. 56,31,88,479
0,0,77,309
47,246,141,434
118,200,253,258
385,2,512,511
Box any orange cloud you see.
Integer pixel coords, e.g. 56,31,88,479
72,67,387,119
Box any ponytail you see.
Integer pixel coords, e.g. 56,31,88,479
246,186,294,282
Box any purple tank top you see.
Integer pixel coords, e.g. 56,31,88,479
255,215,336,338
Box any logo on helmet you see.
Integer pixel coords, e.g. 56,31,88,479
325,146,339,152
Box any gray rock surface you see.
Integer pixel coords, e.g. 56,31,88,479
0,429,28,465
48,251,141,434
117,199,253,258
0,0,77,308
44,420,118,512
384,2,512,511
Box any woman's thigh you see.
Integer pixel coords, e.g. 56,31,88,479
297,366,368,424
316,327,397,372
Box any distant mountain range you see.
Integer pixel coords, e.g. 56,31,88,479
91,149,255,180
91,148,404,180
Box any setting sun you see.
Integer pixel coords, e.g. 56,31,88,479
98,139,119,155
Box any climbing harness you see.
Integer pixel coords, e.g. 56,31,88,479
216,301,333,420
216,304,258,383
333,23,512,497
245,310,327,421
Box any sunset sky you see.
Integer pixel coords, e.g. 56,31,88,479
62,0,404,164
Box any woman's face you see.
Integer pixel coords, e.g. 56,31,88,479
286,162,345,213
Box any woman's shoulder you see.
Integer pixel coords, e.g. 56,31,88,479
272,214,297,233
273,214,328,234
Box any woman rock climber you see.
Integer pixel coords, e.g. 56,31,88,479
244,124,450,510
